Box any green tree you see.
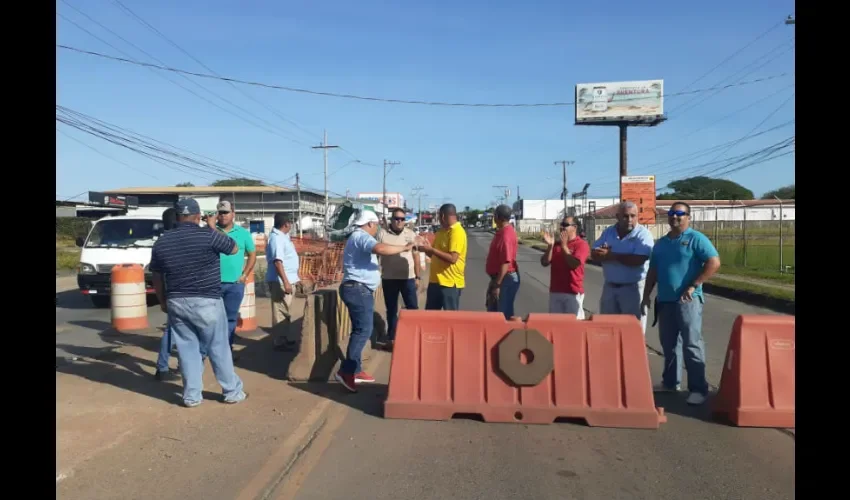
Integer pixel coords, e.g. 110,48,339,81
211,177,264,187
176,182,195,187
761,184,794,200
657,176,754,200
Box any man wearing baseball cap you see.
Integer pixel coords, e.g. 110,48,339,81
215,200,256,352
150,198,248,407
335,209,414,392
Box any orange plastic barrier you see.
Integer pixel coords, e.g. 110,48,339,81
110,264,149,331
384,311,666,429
236,271,257,332
712,315,795,428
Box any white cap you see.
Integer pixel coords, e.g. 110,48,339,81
352,210,379,226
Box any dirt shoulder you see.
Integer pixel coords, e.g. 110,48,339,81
56,298,333,499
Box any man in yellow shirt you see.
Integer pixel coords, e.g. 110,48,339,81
418,203,467,310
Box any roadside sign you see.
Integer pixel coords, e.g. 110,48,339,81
620,175,656,225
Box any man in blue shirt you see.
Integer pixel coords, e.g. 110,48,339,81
591,201,655,335
335,210,413,393
642,202,721,406
150,198,248,408
266,213,301,351
155,207,179,381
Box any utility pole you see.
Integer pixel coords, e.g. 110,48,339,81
410,185,423,222
492,185,508,204
555,160,574,216
296,173,303,238
311,129,338,230
383,159,401,218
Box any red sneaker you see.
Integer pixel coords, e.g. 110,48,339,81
355,372,376,384
335,371,357,392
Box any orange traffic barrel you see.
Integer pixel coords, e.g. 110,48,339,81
384,311,666,429
253,233,267,254
236,271,257,332
110,264,149,331
712,315,795,428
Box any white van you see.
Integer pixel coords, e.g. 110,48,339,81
75,212,167,308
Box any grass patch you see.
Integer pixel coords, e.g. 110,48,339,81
708,276,795,302
717,266,795,285
56,249,80,270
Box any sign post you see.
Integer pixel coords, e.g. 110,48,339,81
620,175,657,225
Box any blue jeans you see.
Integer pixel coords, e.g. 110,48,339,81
156,323,175,372
339,281,375,375
382,278,418,341
657,296,709,395
167,296,246,406
425,283,462,311
221,282,246,347
486,272,520,320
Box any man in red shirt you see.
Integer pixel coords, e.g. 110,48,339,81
486,204,520,319
540,216,590,318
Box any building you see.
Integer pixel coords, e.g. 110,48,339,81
512,197,621,221
102,185,328,235
589,199,796,222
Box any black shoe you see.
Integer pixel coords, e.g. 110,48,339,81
154,370,177,381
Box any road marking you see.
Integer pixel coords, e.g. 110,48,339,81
238,351,386,500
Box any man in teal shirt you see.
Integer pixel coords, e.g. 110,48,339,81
642,202,721,406
216,201,257,350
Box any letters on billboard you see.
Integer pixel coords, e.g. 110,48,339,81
575,80,663,124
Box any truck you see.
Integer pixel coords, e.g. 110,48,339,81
75,210,168,308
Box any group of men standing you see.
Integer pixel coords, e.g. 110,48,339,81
151,200,301,407
150,195,720,408
485,200,721,406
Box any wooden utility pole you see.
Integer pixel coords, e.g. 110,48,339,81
311,130,338,229
296,173,302,238
555,160,574,216
383,159,401,218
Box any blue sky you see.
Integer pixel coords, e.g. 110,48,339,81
56,0,795,209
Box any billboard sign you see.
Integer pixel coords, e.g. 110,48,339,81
88,191,139,209
620,175,657,225
575,80,663,124
355,192,405,208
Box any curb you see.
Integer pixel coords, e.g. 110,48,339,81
240,349,386,500
517,238,795,315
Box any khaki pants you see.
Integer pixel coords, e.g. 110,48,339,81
269,281,294,343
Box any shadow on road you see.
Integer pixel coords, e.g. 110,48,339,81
57,315,306,405
56,289,97,310
288,381,387,418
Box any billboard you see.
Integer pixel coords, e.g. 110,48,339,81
355,192,405,209
88,191,139,209
620,175,657,225
575,80,663,124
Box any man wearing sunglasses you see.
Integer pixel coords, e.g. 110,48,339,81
642,202,720,406
540,216,589,317
376,208,421,350
591,201,655,334
216,201,257,351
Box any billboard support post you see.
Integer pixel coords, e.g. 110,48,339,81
619,124,628,200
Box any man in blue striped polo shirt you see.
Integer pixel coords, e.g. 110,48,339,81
150,198,248,408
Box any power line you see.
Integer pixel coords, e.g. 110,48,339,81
57,127,162,180
108,0,321,145
58,44,788,108
57,6,307,146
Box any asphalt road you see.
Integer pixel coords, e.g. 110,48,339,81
286,229,795,500
56,277,168,362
